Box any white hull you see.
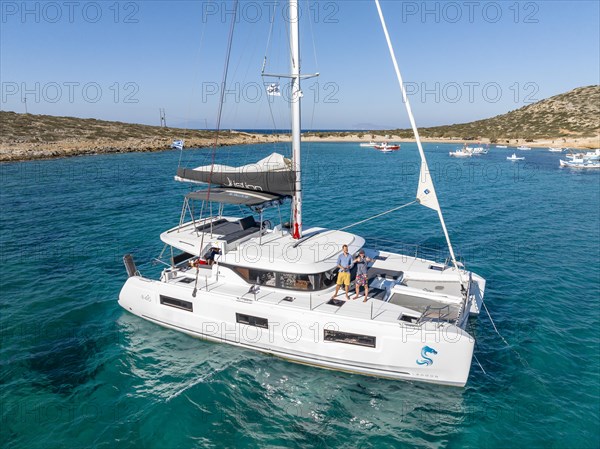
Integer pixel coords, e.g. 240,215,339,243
449,152,472,158
120,270,478,386
560,159,600,168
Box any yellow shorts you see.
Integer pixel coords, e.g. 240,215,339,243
336,271,350,286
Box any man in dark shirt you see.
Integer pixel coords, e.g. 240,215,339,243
353,249,373,301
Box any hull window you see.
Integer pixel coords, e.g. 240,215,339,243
324,330,376,348
236,313,269,329
160,295,193,312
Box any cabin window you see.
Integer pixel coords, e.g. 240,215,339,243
226,264,338,292
160,295,193,312
324,330,376,348
236,313,268,329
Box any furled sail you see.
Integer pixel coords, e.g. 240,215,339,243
175,152,296,197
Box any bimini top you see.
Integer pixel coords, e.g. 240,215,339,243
176,152,296,197
186,188,285,206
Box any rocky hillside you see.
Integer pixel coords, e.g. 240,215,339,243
0,111,273,162
393,85,600,141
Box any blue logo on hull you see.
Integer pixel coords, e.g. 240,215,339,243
416,346,438,366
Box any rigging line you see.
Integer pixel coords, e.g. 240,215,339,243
481,300,529,368
199,0,239,257
179,6,211,170
261,1,278,74
374,0,461,280
338,200,417,231
473,354,487,375
305,0,319,70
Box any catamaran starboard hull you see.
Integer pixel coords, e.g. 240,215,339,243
119,276,475,387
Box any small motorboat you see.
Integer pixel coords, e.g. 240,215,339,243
449,146,473,158
516,145,531,150
560,159,600,168
507,153,525,161
360,141,377,147
496,145,508,148
374,143,400,151
548,147,563,152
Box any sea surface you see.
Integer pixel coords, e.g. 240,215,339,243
1,143,598,449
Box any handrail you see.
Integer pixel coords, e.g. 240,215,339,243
416,304,452,324
364,237,466,267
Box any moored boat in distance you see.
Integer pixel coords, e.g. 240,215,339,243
496,145,508,149
360,141,377,147
516,145,531,150
374,143,400,151
560,150,600,168
548,147,563,152
449,145,473,158
507,153,525,161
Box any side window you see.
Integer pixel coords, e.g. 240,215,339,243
324,329,376,348
236,313,268,329
160,295,193,312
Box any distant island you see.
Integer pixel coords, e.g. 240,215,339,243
1,85,598,162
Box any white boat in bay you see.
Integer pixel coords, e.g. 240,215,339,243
496,145,508,149
118,0,486,387
374,142,400,151
469,145,489,155
560,158,600,168
517,145,531,150
548,147,563,152
449,145,473,158
507,153,525,161
360,141,377,147
560,150,600,168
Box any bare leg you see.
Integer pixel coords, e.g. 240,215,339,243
331,284,341,299
345,284,350,299
353,284,359,299
363,285,369,302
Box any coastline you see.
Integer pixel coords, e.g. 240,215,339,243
2,131,598,163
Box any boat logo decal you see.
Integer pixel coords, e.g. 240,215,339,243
423,189,430,195
416,346,438,366
224,177,264,192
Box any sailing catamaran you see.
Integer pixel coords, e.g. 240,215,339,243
118,0,486,386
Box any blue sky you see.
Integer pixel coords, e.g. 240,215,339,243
1,1,599,129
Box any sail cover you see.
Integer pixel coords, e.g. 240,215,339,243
176,153,296,197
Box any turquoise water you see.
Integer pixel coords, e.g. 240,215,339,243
1,143,598,448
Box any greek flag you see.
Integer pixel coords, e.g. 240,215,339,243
171,139,184,150
266,83,281,96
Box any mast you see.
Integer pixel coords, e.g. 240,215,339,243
290,0,302,239
374,0,461,275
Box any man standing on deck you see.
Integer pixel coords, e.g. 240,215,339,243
331,244,353,300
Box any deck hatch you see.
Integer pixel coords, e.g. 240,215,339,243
236,313,269,329
178,278,196,284
324,330,376,348
160,295,193,312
